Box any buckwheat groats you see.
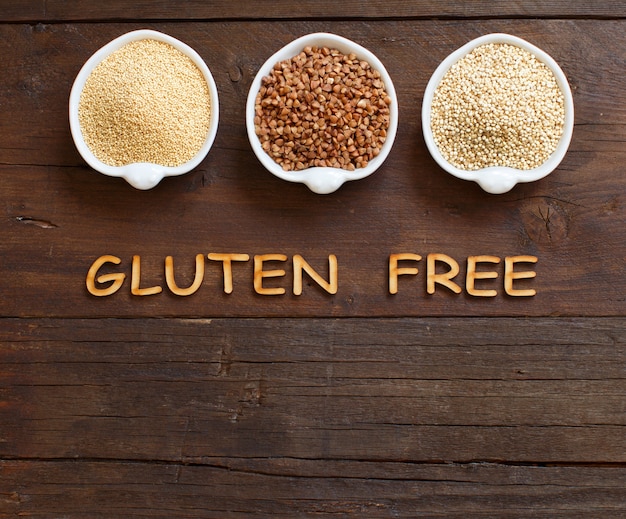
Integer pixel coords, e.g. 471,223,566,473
253,45,392,172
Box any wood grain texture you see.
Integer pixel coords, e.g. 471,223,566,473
2,317,624,462
0,20,624,317
2,461,625,518
0,0,625,22
1,317,625,516
1,3,625,517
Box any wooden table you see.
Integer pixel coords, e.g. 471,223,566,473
1,2,625,516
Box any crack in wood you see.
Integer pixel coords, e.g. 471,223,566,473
14,216,57,229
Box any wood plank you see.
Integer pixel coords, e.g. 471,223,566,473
3,159,624,318
1,317,624,463
2,460,625,518
0,1,625,22
0,20,624,317
1,317,625,516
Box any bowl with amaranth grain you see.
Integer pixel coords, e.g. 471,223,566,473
70,30,219,190
422,33,574,194
246,32,398,194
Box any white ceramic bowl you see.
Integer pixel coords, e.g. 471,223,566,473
422,33,574,194
246,32,398,194
69,29,219,190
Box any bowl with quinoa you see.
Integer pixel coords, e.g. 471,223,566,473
69,29,219,190
246,32,398,194
422,33,574,194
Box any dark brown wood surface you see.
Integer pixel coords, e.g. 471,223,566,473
1,2,625,517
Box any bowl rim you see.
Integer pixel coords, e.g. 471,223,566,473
69,29,220,189
421,33,574,194
245,32,399,194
